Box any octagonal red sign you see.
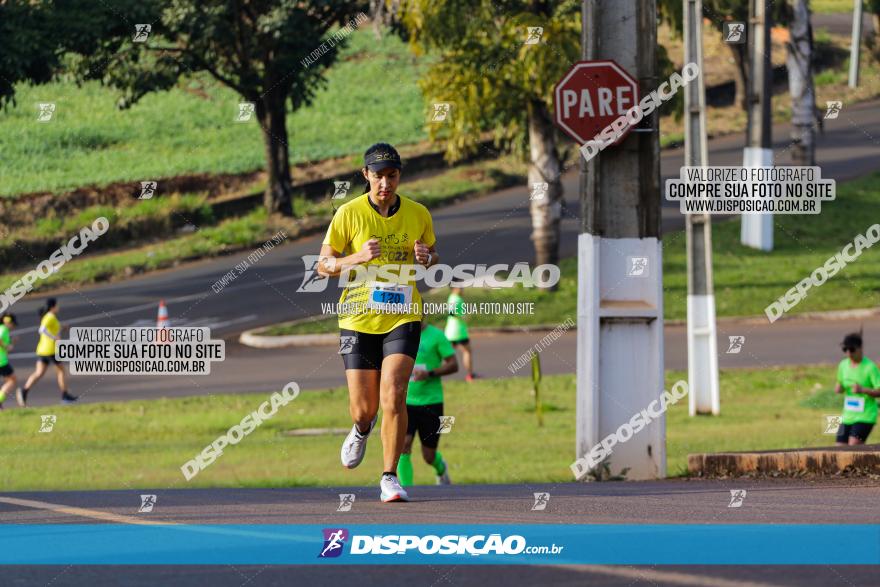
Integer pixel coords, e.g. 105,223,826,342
553,60,640,146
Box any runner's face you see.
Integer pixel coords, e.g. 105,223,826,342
364,167,400,201
847,347,863,362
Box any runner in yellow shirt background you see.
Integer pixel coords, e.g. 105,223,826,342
18,298,78,406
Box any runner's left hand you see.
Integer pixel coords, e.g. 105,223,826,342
414,240,431,265
411,368,429,381
852,383,863,394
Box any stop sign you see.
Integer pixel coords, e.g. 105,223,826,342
554,60,640,146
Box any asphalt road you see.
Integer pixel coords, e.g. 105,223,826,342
1,479,878,586
3,100,879,405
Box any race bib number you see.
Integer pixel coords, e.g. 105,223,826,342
845,396,865,412
366,282,412,313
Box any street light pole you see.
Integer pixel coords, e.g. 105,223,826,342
740,0,774,251
576,0,665,480
684,0,720,416
849,0,864,88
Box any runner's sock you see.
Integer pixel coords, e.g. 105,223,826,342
397,454,413,486
0,390,6,404
432,452,446,475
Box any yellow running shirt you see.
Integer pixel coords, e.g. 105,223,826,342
323,193,436,334
36,312,60,356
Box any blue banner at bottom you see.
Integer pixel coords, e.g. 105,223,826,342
0,524,878,565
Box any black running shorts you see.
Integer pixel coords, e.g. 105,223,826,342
37,355,59,366
0,364,13,377
836,422,874,443
339,321,421,370
406,402,444,449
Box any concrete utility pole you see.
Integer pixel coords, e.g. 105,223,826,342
576,0,665,480
740,0,774,251
849,0,864,88
684,0,720,416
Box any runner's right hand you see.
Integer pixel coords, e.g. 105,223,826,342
358,239,381,263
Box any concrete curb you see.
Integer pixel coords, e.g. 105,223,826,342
240,307,880,349
238,322,569,349
665,307,879,327
689,444,880,477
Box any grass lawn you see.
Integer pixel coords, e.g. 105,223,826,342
0,365,844,491
0,29,430,197
0,155,528,293
812,0,861,14
261,171,880,336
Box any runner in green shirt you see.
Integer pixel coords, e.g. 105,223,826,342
397,318,458,486
0,313,20,410
445,286,477,381
835,333,880,445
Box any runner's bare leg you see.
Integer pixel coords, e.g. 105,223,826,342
379,354,414,472
345,369,380,433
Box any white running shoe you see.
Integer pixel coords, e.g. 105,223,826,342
380,473,409,502
436,462,451,485
340,414,377,469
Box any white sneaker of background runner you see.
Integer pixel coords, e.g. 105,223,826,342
380,473,409,503
340,414,378,469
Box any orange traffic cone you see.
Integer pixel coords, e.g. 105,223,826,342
156,300,170,343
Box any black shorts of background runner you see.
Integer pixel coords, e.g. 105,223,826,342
406,402,443,449
37,355,59,366
339,321,421,370
836,422,874,443
0,364,13,377
450,338,469,346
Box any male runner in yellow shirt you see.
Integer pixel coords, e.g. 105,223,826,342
316,143,439,502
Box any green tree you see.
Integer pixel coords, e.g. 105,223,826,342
0,0,67,108
398,0,580,279
3,0,368,217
